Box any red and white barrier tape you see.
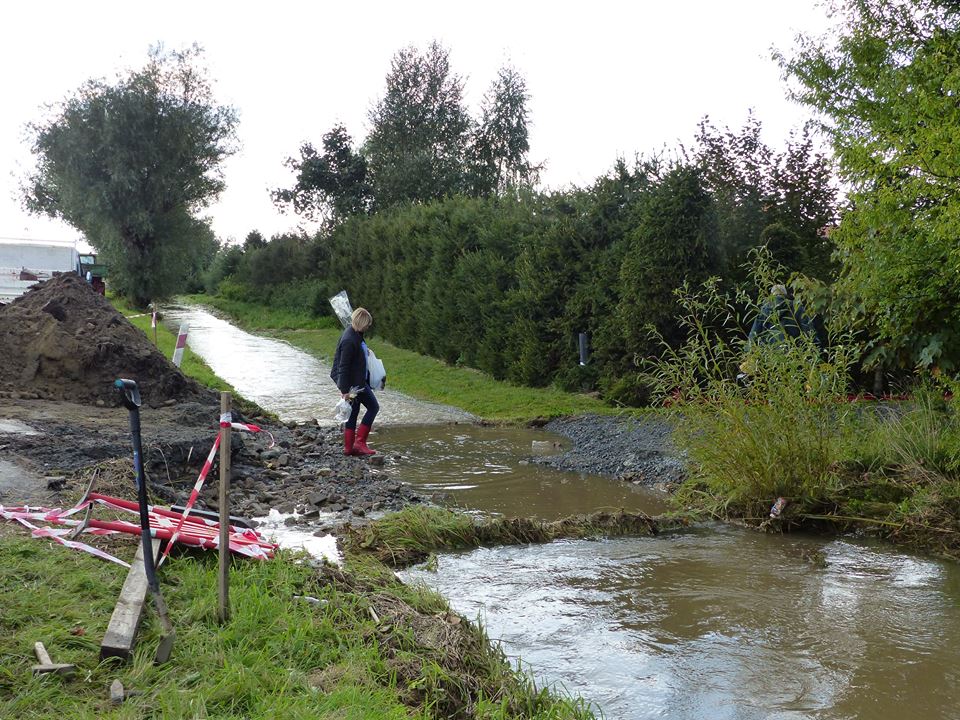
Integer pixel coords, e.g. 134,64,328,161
5,512,131,568
1,412,279,565
159,416,274,565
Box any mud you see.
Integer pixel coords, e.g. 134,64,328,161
0,275,212,407
0,397,424,527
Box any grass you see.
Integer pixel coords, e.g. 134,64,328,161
179,295,620,423
0,536,597,719
344,505,687,567
110,296,267,419
644,273,960,558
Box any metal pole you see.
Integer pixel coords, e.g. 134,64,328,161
114,378,175,662
218,391,231,623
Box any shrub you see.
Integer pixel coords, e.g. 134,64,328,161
645,253,860,518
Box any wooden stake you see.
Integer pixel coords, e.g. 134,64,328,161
218,391,231,623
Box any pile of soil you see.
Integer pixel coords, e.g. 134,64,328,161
0,274,213,408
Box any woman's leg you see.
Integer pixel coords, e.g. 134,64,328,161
342,397,362,454
359,387,379,427
353,387,379,455
345,396,362,430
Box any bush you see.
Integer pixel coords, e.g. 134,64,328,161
645,254,859,517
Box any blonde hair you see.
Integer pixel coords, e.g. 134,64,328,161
351,307,373,332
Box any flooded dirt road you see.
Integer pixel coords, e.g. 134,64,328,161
162,305,474,425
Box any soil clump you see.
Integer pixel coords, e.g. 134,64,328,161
0,274,212,407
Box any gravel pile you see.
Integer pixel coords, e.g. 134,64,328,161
532,414,685,485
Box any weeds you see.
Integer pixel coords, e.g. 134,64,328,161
344,505,687,567
643,251,960,557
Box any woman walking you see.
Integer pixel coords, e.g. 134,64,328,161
330,308,378,456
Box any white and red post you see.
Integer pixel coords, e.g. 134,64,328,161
172,323,188,367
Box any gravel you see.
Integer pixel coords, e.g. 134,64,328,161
531,414,685,485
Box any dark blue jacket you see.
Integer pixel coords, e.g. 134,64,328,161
330,326,367,394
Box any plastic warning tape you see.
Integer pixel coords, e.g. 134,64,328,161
1,414,279,565
3,511,131,568
159,414,275,565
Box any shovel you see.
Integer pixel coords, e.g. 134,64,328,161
114,378,176,663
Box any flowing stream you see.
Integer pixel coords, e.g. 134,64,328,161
165,304,960,720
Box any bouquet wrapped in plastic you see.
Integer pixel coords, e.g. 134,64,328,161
329,290,353,329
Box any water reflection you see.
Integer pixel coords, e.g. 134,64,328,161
376,424,669,519
401,527,960,720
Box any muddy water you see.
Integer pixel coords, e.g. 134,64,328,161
164,305,960,719
375,424,668,519
402,527,960,720
161,305,474,425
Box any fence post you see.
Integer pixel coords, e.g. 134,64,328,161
218,392,231,623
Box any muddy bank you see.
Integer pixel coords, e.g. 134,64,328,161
0,398,424,529
531,413,685,486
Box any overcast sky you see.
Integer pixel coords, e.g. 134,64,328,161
1,0,830,247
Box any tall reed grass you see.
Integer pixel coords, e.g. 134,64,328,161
644,254,960,555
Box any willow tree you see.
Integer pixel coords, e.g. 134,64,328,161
23,45,237,305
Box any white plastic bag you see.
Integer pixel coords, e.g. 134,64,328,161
329,290,354,329
333,398,351,423
367,347,386,390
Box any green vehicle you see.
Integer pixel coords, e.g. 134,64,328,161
79,253,107,295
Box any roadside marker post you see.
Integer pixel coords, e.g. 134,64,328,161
150,304,158,346
172,324,188,367
218,392,232,623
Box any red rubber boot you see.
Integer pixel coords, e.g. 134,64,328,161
353,424,376,456
343,428,356,456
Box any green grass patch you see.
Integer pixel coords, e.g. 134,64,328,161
180,294,620,423
0,537,596,719
110,296,267,419
344,505,686,567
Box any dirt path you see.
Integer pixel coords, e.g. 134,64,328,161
0,397,426,526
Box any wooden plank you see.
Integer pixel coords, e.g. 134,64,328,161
100,538,162,661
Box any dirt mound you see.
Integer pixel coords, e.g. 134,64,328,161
0,274,214,408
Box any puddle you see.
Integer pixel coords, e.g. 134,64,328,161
254,509,341,564
377,424,669,520
0,419,41,436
